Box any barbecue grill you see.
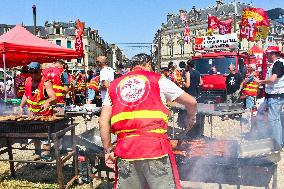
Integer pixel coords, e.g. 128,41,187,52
174,138,281,189
0,116,79,189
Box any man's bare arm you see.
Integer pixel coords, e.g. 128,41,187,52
45,81,57,105
175,92,197,132
19,94,28,115
99,105,112,150
184,72,190,88
259,74,278,84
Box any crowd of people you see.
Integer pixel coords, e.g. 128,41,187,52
0,46,283,188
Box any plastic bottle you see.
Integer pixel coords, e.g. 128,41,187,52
77,149,90,184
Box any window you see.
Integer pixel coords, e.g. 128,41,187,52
77,58,82,63
67,41,72,48
56,27,60,34
180,44,184,56
169,45,173,57
56,40,61,46
67,59,71,62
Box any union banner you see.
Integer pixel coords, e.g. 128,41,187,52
239,8,270,41
75,19,84,57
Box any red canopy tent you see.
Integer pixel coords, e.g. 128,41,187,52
0,25,80,67
0,25,81,100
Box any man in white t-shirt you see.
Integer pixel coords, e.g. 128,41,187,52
96,56,114,102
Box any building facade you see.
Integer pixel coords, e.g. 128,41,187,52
153,0,284,68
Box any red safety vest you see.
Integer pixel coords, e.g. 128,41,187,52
87,76,100,92
15,73,29,98
76,77,86,93
43,67,65,105
108,67,181,189
25,77,53,116
242,81,258,97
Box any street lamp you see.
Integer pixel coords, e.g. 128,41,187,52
32,5,36,35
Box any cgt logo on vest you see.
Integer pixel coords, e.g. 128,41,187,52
116,74,150,106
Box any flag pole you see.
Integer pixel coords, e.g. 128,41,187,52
2,51,7,101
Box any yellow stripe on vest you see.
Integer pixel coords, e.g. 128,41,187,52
111,110,168,125
147,129,167,134
27,99,46,106
28,106,52,112
246,84,258,87
124,134,140,138
56,93,64,97
243,88,257,92
114,129,138,135
53,85,65,90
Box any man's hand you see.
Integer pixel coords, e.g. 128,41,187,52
41,101,50,111
186,114,196,133
18,107,23,116
105,152,115,169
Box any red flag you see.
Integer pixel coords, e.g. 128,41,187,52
219,19,232,35
239,8,270,41
208,15,220,30
75,19,84,57
184,25,190,44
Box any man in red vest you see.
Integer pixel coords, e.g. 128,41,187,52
19,62,57,161
42,60,69,107
99,53,197,189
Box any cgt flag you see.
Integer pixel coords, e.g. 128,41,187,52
208,15,220,30
184,25,190,44
219,19,232,35
75,19,84,57
239,8,270,41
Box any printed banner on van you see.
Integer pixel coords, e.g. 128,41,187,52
194,33,238,51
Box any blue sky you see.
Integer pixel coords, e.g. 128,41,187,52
0,0,283,58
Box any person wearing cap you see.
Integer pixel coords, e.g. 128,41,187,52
258,46,284,146
19,62,57,161
99,53,197,189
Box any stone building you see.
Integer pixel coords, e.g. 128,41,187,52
153,0,284,68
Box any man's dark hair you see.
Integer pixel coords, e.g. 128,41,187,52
168,61,174,69
187,59,195,68
269,51,281,57
131,53,152,68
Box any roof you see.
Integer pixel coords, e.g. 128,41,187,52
163,2,251,28
0,25,80,68
266,8,284,20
